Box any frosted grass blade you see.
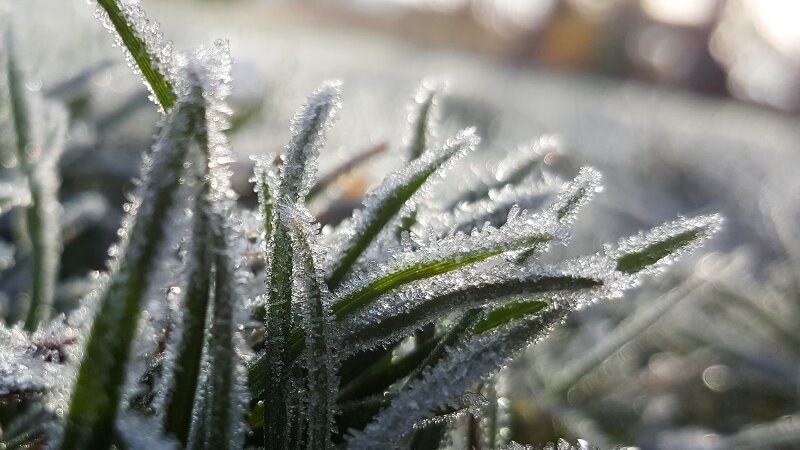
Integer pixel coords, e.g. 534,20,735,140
162,193,212,445
289,215,335,450
279,81,341,204
472,301,547,335
611,214,723,275
262,208,293,449
345,260,606,351
260,81,341,447
332,208,561,319
61,98,200,448
347,306,569,449
552,167,601,224
196,217,245,450
92,0,176,111
327,128,479,288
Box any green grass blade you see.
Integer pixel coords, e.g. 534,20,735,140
327,128,479,289
162,192,212,445
93,0,176,111
262,211,294,449
289,216,335,450
347,272,601,350
613,214,722,275
336,337,438,403
278,82,341,204
332,210,558,319
197,217,243,449
61,99,199,448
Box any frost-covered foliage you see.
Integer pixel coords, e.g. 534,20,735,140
0,1,721,449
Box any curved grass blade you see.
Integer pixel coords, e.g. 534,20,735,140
345,262,604,351
327,128,479,289
61,98,200,448
92,0,176,111
331,208,560,319
262,209,294,449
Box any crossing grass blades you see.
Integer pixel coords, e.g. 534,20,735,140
0,1,721,449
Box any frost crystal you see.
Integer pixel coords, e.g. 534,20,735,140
91,0,176,111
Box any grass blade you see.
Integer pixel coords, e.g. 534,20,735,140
196,216,245,450
278,81,341,204
61,98,199,448
289,214,335,450
327,128,479,289
162,192,212,445
92,0,176,111
612,214,722,275
332,208,560,319
262,209,294,449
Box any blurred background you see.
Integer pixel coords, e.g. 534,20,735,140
11,0,800,448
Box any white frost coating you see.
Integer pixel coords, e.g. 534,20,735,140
90,0,176,112
174,39,236,212
0,325,49,396
286,205,338,449
411,392,488,430
0,307,91,415
420,173,563,238
346,306,568,449
332,207,566,315
280,81,342,203
607,213,724,275
341,254,632,353
116,413,180,450
325,128,480,276
551,167,603,224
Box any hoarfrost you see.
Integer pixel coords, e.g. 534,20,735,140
279,81,341,204
326,128,479,286
346,306,569,449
